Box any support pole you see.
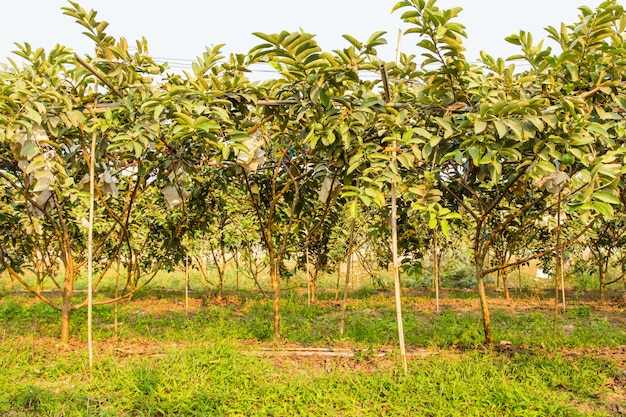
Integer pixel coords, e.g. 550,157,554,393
87,131,96,370
381,63,408,375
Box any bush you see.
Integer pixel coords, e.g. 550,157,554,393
443,267,476,289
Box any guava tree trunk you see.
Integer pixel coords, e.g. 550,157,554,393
269,252,281,340
209,247,225,297
234,250,240,291
599,262,607,304
310,256,322,303
433,231,440,313
475,257,493,344
502,269,511,300
61,302,71,342
60,268,75,342
310,271,317,303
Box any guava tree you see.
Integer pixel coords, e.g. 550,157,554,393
0,3,243,341
230,27,403,339
392,0,626,343
584,201,626,302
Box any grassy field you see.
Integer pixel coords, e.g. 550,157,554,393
1,287,625,416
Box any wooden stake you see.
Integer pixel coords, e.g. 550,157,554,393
553,193,562,336
433,230,440,314
87,130,96,370
381,63,408,375
340,217,356,336
114,260,119,338
185,254,189,310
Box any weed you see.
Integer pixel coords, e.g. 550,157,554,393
568,304,592,319
14,385,51,412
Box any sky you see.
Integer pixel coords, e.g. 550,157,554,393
0,0,613,76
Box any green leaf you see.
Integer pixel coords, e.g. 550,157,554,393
493,120,507,138
526,115,545,132
536,160,556,173
413,128,432,140
342,34,363,49
173,112,194,126
434,117,454,138
25,156,46,174
24,107,43,125
397,152,415,169
587,123,609,138
593,190,620,205
468,145,481,165
440,219,450,237
571,136,594,146
65,110,85,128
133,142,143,158
349,200,358,219
474,120,487,134
503,119,523,139
592,201,614,217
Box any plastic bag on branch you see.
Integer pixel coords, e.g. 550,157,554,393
533,171,570,194
162,185,191,208
28,190,54,218
236,131,266,172
14,126,57,216
318,174,341,203
99,164,119,197
162,170,190,209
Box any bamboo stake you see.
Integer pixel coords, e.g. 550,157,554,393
381,63,408,375
560,248,566,312
335,260,341,300
305,245,311,307
114,260,119,338
87,130,96,370
553,193,562,336
340,217,356,336
559,196,566,311
433,230,440,314
185,254,189,310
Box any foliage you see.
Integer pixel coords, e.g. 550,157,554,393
1,0,626,346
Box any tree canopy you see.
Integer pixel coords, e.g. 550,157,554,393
1,0,625,343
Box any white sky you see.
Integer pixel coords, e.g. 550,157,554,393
0,0,613,75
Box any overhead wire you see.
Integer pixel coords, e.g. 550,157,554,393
147,54,534,76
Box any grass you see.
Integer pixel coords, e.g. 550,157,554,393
1,287,625,416
0,340,619,416
2,289,626,348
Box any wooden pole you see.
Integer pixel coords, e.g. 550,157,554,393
433,230,440,314
305,235,311,307
560,248,566,312
553,193,562,336
114,260,119,338
185,254,189,310
340,217,356,336
559,195,566,312
87,130,96,370
381,63,408,375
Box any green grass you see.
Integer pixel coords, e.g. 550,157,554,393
0,341,619,416
0,338,620,417
1,290,624,416
2,291,626,348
